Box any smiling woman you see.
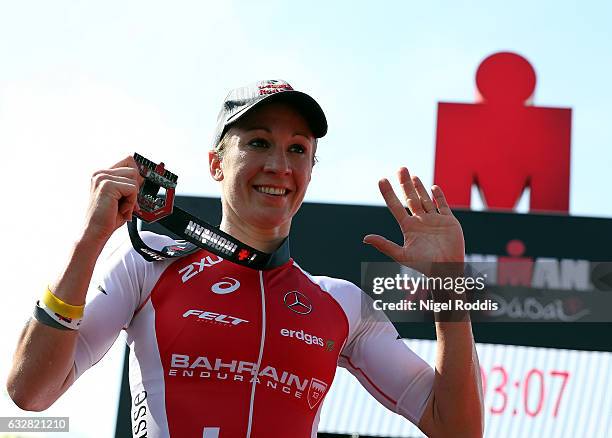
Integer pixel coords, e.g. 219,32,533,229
7,79,483,438
210,101,318,250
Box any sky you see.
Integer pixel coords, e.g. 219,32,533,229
1,0,611,436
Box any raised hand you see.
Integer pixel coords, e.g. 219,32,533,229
81,156,144,246
363,167,465,275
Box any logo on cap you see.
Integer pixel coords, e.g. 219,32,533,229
258,80,294,96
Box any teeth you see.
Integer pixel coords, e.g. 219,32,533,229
256,186,287,196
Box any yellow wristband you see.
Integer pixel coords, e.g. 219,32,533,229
42,287,85,320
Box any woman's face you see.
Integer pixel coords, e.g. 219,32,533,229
209,101,316,231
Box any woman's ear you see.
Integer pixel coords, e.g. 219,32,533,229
208,150,224,181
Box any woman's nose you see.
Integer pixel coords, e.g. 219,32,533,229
263,148,291,175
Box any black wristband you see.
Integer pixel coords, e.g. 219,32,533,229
33,301,74,331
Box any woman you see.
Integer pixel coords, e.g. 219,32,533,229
7,80,483,437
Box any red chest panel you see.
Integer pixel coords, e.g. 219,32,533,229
149,250,349,437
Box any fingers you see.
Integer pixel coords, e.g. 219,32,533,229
411,176,437,213
432,185,453,215
93,166,144,186
363,234,404,261
92,174,141,219
398,167,424,215
81,158,146,243
100,175,139,203
111,155,138,170
378,178,411,232
91,167,144,220
91,173,139,194
109,155,145,184
398,167,441,214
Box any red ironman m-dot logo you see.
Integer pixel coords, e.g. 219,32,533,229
434,52,571,213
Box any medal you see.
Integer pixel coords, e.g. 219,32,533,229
129,153,272,269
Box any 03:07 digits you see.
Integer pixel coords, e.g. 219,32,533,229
481,365,570,418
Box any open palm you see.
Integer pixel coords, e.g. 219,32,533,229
364,167,465,275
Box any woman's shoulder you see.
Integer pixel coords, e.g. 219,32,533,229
110,231,187,262
292,266,364,317
308,275,362,296
139,230,180,248
291,263,362,297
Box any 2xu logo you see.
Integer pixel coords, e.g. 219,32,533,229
211,277,240,295
178,255,223,283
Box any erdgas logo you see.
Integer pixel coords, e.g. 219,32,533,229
211,277,240,295
169,353,328,409
183,309,248,326
178,255,223,283
280,328,324,347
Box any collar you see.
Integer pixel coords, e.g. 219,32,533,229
261,237,291,269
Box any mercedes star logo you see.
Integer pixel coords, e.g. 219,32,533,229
283,291,313,315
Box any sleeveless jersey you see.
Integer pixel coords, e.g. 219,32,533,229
74,233,434,437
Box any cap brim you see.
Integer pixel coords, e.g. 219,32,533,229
226,90,328,139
